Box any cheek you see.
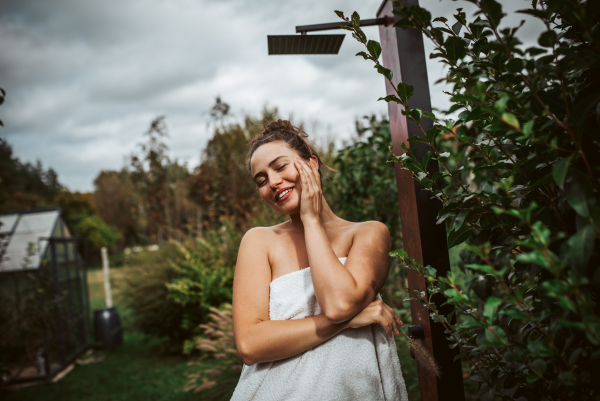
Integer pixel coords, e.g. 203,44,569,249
259,186,271,201
284,165,299,182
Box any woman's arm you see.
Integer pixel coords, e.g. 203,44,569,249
295,157,391,323
232,227,347,366
232,227,401,366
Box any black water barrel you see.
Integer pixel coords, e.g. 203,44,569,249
93,307,123,347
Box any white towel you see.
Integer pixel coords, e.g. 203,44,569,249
231,257,409,401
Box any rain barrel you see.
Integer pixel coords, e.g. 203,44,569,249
93,307,123,347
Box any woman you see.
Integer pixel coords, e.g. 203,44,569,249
231,120,409,400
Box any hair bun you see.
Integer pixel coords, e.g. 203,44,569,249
263,119,295,134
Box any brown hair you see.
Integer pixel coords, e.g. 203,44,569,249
247,119,332,187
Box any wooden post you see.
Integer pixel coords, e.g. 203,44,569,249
377,1,465,400
101,247,113,308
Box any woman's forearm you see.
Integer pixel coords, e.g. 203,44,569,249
303,219,364,320
236,314,348,366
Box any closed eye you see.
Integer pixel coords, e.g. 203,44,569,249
277,164,286,171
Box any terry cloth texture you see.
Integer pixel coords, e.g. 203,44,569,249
230,257,409,401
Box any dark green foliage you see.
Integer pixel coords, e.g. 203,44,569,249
329,116,401,250
75,215,122,250
340,0,600,399
115,225,237,355
0,138,62,213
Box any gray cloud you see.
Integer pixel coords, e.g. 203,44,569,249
0,0,543,191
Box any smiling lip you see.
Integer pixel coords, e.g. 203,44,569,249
275,187,293,202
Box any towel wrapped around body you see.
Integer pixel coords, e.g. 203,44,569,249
230,257,409,401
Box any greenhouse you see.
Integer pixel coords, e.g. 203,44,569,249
0,208,90,386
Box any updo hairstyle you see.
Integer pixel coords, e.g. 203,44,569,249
247,119,332,187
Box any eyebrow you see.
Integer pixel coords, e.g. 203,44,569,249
252,155,288,182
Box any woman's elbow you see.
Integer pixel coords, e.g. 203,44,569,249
236,339,256,366
323,300,356,324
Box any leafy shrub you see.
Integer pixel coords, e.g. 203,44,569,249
330,115,401,250
116,218,238,354
338,0,599,399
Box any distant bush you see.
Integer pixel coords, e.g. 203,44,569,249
116,217,242,354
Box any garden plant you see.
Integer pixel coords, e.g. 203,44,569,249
337,0,600,399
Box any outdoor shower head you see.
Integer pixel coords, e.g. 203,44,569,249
267,34,345,55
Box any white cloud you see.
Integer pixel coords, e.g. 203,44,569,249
0,0,543,191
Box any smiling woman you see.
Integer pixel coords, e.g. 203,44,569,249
230,120,409,400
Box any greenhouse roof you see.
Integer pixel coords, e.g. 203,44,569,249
0,208,64,272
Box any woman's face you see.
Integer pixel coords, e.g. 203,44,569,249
250,141,312,215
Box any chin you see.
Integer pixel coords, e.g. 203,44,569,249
269,196,300,216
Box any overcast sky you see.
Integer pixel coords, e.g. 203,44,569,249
0,0,544,191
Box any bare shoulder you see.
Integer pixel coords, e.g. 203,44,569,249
241,226,272,243
352,220,391,242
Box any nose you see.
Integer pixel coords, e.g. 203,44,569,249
268,170,283,189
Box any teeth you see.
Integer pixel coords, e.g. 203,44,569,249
277,189,291,200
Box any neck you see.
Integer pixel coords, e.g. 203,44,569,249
288,196,338,229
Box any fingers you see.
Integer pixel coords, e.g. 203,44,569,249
294,159,309,194
374,300,394,338
381,302,404,337
384,305,399,337
377,315,392,337
296,158,319,195
307,157,321,191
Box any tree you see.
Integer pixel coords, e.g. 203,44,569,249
340,0,600,399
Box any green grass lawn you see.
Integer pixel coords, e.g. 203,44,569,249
3,266,215,401
3,331,214,401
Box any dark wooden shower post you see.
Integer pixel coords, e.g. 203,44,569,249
377,1,465,400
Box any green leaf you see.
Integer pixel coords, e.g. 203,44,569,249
567,225,596,275
409,109,423,123
527,339,554,357
479,0,503,28
506,58,525,72
538,30,557,47
567,172,594,218
444,36,466,61
501,113,520,130
393,18,414,29
494,94,509,113
451,21,462,35
334,10,346,20
378,95,401,104
500,308,530,320
447,226,473,249
485,325,507,347
375,65,393,81
433,17,448,23
351,11,360,27
483,297,502,324
453,209,470,231
410,5,431,25
530,358,547,375
465,263,494,274
422,150,435,170
426,126,441,143
568,348,583,366
558,371,577,386
552,154,574,188
522,120,534,137
355,51,372,60
367,40,382,59
396,83,414,103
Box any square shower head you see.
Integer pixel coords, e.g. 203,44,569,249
267,35,345,55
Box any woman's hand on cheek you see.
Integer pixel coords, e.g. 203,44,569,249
294,157,322,225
